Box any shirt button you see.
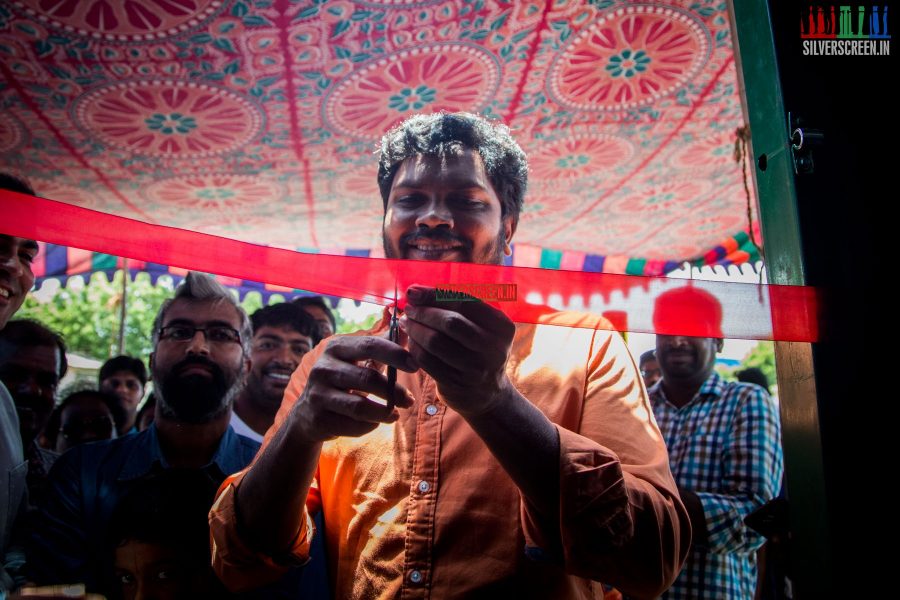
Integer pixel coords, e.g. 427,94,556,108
409,569,423,584
417,480,430,493
425,404,438,416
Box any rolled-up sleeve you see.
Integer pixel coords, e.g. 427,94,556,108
209,474,315,590
696,387,783,554
209,344,325,592
521,330,691,598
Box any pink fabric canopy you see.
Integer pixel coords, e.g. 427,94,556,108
0,0,759,272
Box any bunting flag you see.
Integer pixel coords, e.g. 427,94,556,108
3,190,817,342
30,241,343,306
32,234,755,298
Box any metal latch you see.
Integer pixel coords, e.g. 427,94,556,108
788,112,824,175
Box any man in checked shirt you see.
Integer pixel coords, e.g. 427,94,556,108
649,287,784,600
210,113,690,598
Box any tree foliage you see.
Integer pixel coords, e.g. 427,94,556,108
19,272,174,361
739,340,776,388
17,272,380,362
719,340,777,390
337,310,379,335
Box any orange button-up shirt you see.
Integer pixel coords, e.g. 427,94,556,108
210,310,689,599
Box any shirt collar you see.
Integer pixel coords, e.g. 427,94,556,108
652,371,726,408
118,423,247,481
117,426,163,481
698,371,727,398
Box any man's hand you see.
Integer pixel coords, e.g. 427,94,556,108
401,285,517,418
289,335,418,443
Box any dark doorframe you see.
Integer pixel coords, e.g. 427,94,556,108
730,1,888,597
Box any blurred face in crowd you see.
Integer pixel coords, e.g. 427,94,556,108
246,325,312,409
114,540,213,600
101,370,145,421
56,394,117,453
640,357,662,388
150,299,249,424
0,343,61,445
655,335,723,390
0,235,38,330
301,305,334,339
382,149,514,266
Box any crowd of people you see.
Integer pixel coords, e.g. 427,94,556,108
1,113,784,599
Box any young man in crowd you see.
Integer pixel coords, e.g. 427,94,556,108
0,319,68,506
639,349,662,389
231,303,319,442
649,287,783,599
98,356,147,436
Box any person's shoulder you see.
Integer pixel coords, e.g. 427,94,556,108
64,431,140,459
528,309,626,356
235,431,262,455
724,379,771,397
722,380,778,412
49,430,148,482
221,427,262,469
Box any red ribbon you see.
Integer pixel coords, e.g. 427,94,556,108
1,191,819,341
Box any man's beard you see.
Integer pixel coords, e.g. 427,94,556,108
155,356,243,425
384,226,506,265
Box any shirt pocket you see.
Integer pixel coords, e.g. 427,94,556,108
675,434,723,490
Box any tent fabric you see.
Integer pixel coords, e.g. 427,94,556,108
0,0,758,270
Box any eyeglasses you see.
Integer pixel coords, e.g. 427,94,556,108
61,415,115,440
641,369,661,378
159,325,242,344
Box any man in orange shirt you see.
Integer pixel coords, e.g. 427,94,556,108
210,113,690,598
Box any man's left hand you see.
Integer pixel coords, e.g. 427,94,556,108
401,284,516,417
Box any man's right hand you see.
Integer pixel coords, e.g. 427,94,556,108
289,335,419,443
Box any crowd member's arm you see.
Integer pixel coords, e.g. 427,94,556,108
210,332,417,591
401,286,690,598
683,386,783,554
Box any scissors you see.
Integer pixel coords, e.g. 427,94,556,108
385,281,399,411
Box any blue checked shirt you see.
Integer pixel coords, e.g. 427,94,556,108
649,373,783,600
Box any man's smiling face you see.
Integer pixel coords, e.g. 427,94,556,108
0,235,38,330
382,148,514,265
246,325,312,409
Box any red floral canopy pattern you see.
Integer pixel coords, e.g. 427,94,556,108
0,0,757,271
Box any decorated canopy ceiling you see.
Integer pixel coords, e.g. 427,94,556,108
0,0,760,274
